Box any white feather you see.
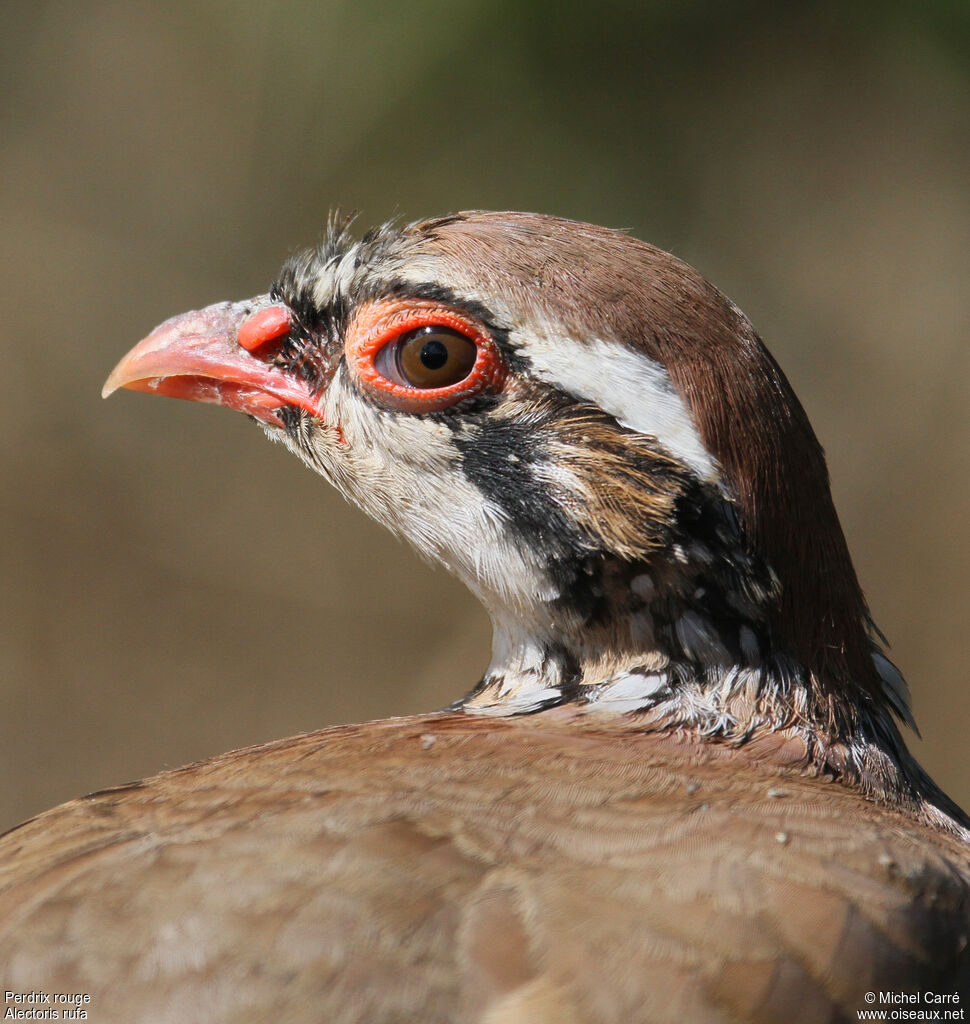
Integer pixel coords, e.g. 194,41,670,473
589,671,668,713
517,333,717,481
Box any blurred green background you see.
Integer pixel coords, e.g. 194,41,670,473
1,0,968,832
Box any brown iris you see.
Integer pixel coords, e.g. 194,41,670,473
394,326,478,388
351,299,506,413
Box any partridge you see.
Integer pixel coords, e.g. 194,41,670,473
1,212,968,1022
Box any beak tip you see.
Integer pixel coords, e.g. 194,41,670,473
102,371,123,399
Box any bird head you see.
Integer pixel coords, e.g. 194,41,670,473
104,211,912,754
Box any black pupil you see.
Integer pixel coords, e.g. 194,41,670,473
419,339,449,370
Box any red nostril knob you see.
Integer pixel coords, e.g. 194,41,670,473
238,305,292,353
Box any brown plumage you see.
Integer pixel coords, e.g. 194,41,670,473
3,714,968,1020
2,212,968,1020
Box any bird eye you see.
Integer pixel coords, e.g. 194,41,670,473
349,300,507,413
378,326,478,390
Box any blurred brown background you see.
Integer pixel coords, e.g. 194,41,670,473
1,1,968,833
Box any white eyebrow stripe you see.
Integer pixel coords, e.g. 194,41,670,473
369,258,719,481
520,333,718,482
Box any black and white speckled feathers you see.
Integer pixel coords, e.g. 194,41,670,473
254,211,964,826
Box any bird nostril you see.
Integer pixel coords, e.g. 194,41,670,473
238,305,292,356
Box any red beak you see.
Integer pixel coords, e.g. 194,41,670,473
102,299,322,427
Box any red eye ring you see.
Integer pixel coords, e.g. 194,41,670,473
348,300,506,413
